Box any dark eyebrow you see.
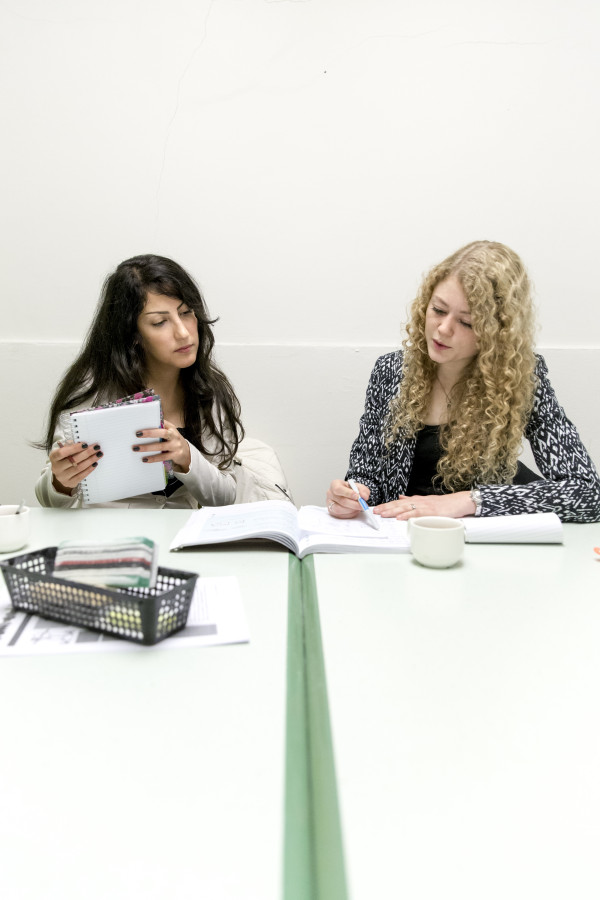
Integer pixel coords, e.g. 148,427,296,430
142,300,188,316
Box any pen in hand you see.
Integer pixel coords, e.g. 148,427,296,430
348,479,381,530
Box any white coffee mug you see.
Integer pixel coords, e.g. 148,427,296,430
0,506,31,554
407,516,464,568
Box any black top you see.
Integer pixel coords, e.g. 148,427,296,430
405,424,542,496
406,425,444,495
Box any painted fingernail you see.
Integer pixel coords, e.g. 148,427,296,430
142,457,148,463
133,446,140,451
94,444,100,450
136,431,143,437
81,443,88,449
92,462,98,468
96,451,103,458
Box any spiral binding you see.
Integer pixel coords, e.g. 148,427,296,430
69,414,91,503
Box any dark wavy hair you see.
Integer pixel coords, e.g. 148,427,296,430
39,254,244,467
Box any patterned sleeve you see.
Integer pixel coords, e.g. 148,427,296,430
345,353,402,507
478,356,600,522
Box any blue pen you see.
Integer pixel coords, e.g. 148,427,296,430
348,479,381,530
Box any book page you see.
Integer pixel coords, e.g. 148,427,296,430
169,500,300,552
297,506,409,555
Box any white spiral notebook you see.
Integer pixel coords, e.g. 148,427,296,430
67,393,167,505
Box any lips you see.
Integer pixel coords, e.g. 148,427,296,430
433,339,450,350
175,345,194,353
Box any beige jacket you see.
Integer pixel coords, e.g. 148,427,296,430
35,410,292,509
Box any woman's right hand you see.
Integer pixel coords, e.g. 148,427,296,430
326,479,371,519
49,442,103,496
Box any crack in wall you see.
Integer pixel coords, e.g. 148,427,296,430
154,0,217,230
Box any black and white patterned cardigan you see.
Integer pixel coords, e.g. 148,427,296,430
345,351,600,523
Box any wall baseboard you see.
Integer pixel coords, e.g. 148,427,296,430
4,342,599,508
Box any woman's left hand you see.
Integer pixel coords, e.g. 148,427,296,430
132,419,192,473
374,491,476,520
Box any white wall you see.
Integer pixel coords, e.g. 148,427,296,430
2,1,599,506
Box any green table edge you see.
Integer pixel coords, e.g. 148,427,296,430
284,555,349,900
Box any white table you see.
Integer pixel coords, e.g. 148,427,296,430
314,524,600,900
5,512,599,900
0,509,289,900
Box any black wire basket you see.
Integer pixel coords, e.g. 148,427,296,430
0,546,198,645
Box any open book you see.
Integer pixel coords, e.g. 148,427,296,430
169,501,410,557
65,391,167,505
169,503,564,558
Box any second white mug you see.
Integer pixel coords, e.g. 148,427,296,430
408,516,464,568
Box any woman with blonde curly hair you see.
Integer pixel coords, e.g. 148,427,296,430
327,240,600,523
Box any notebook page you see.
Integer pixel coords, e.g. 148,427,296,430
70,401,166,504
461,512,563,543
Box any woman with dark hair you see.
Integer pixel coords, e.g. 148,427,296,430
36,254,290,508
327,240,600,523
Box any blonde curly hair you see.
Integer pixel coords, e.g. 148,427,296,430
386,240,538,490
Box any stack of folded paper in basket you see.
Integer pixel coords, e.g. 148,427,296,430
53,536,158,588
